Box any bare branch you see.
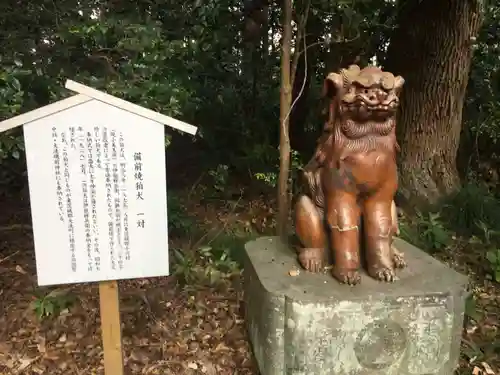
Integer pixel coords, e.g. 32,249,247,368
290,0,311,89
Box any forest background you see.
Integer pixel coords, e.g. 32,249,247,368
0,0,500,372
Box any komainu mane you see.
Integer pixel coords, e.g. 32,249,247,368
294,64,406,285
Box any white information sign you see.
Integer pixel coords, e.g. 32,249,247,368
24,99,170,286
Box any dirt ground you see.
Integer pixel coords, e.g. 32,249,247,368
0,192,258,375
0,191,499,375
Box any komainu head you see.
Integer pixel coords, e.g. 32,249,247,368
323,65,405,123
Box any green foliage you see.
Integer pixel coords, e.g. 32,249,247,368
207,229,258,267
464,295,480,321
399,182,500,282
416,211,450,250
167,194,194,236
0,0,495,179
208,164,229,193
172,226,257,286
475,219,500,246
461,338,486,364
442,182,500,235
0,65,24,119
55,18,191,118
0,0,403,179
0,64,26,165
254,148,304,190
0,0,493,195
474,219,500,282
0,132,24,163
172,244,240,286
466,5,500,145
30,289,74,320
398,211,450,252
486,249,500,282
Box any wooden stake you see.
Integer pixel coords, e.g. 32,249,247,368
99,280,124,375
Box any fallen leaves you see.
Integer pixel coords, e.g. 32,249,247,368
0,247,256,375
14,356,41,374
1,192,500,375
472,362,496,375
0,191,263,375
288,268,300,277
481,362,495,375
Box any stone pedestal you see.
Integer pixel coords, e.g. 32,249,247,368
243,236,469,375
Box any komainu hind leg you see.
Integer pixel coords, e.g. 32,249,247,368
295,195,327,273
390,200,406,269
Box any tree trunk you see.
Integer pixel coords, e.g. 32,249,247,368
384,0,483,207
278,0,292,240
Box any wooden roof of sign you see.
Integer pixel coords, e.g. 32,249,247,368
0,79,198,135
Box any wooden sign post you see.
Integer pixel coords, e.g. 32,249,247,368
0,80,198,374
99,280,124,373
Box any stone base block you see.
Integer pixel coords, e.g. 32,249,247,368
243,236,468,375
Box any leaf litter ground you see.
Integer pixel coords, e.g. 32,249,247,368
0,192,257,375
0,192,499,374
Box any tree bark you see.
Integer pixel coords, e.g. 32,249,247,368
384,0,483,206
278,0,292,240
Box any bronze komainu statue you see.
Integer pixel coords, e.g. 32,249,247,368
294,64,406,285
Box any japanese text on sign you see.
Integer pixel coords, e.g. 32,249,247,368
49,126,143,273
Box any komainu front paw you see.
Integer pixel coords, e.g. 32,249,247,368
368,266,397,282
332,266,361,285
298,248,326,273
391,244,407,269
